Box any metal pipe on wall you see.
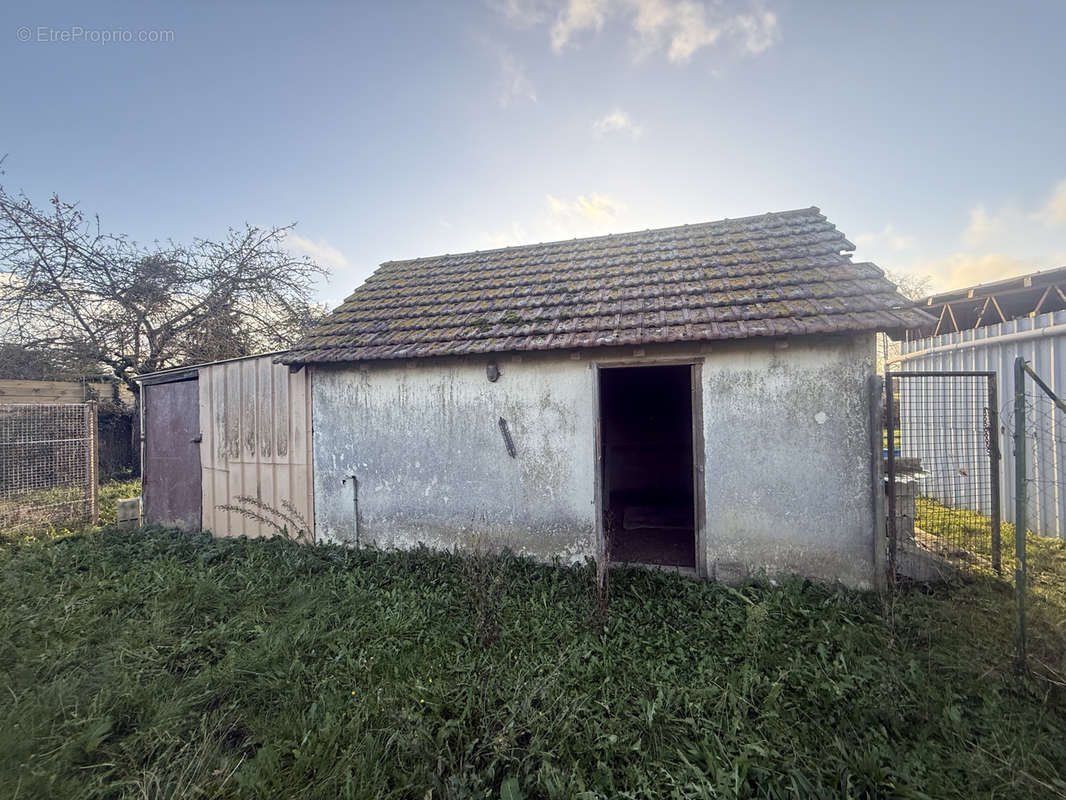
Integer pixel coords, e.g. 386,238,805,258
344,474,359,547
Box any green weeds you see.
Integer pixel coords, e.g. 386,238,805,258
216,495,312,543
0,527,1064,798
1,479,141,545
911,496,1066,686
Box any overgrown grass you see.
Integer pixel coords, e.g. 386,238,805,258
912,496,1066,685
2,528,1065,798
916,496,1066,593
0,479,141,545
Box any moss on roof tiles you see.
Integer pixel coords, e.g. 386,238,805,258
284,208,933,364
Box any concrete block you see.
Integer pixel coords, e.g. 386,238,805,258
116,497,141,530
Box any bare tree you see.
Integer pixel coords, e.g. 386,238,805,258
0,342,99,380
0,184,326,394
878,269,934,371
884,268,933,302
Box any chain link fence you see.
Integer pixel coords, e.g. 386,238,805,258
0,402,98,531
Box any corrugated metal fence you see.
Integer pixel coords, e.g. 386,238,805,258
198,356,314,539
897,309,1066,538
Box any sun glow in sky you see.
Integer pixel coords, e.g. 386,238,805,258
2,1,1064,304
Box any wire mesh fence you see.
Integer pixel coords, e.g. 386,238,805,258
1015,376,1066,540
885,372,1001,582
0,403,98,530
880,365,1066,677
1008,359,1066,672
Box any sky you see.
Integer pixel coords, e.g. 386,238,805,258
1,0,1064,306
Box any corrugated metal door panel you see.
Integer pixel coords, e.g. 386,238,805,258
199,374,217,533
289,366,308,464
276,365,291,460
224,362,241,461
240,360,256,461
197,356,314,540
143,378,202,531
238,360,261,537
257,357,274,461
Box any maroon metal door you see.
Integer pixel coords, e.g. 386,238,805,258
143,378,201,531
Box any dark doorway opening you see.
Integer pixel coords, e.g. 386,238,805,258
599,364,696,568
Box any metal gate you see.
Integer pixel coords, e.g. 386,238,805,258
885,371,1001,581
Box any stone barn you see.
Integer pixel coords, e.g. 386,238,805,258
283,207,932,588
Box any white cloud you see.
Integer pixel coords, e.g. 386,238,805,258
1037,178,1066,227
864,179,1066,292
490,0,553,27
729,6,779,54
546,192,627,233
630,0,777,63
479,192,630,248
593,109,643,138
496,48,537,107
960,179,1066,249
286,233,347,269
855,178,1066,295
551,0,609,51
854,224,915,252
914,253,1033,292
631,0,720,62
481,223,531,249
531,0,780,62
961,205,1006,247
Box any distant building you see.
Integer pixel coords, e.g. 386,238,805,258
895,266,1066,539
904,266,1066,339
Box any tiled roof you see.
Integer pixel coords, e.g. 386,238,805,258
284,207,934,364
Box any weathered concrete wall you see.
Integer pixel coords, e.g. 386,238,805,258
311,355,597,561
700,334,878,588
311,334,878,586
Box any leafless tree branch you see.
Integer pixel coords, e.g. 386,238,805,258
0,183,328,393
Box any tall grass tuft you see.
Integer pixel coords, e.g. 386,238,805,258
216,495,312,543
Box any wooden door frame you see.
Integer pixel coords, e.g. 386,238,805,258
592,358,706,577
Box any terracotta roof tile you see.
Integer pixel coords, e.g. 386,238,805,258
284,208,935,364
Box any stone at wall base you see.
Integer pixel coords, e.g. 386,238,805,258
116,497,141,530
